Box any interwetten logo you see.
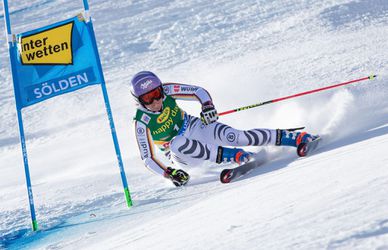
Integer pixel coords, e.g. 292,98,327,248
19,21,73,65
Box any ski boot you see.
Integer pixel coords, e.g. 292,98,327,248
276,129,316,147
276,129,319,156
216,147,251,165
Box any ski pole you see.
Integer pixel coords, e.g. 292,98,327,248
219,75,377,116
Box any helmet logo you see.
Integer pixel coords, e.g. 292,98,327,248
141,79,153,89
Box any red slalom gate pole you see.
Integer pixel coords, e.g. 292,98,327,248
219,75,377,117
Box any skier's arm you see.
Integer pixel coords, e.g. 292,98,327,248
134,121,168,176
134,121,190,186
163,83,213,105
164,83,218,125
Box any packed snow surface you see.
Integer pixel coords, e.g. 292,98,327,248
1,0,387,249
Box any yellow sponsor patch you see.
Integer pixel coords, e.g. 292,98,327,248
20,21,73,65
157,107,170,124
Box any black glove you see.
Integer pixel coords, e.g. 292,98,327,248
164,167,190,187
200,101,218,125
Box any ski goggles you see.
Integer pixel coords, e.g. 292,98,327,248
139,87,163,105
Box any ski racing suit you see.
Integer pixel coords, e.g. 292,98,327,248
133,83,279,177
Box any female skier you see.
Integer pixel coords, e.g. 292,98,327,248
131,71,315,186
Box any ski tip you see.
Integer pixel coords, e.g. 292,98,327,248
297,142,308,157
297,137,321,157
220,169,232,184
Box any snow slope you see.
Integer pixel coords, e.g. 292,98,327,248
1,0,388,249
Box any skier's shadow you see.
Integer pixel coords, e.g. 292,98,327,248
237,154,298,182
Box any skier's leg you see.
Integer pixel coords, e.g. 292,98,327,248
169,135,217,167
184,116,277,147
172,116,316,166
171,116,266,165
184,115,315,148
169,135,250,166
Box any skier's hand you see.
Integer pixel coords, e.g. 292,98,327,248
164,167,190,187
200,101,218,125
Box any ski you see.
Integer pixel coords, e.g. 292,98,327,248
220,152,267,184
220,137,321,183
297,136,321,157
220,160,260,183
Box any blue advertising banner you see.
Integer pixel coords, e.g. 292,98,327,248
3,0,132,231
11,14,103,108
